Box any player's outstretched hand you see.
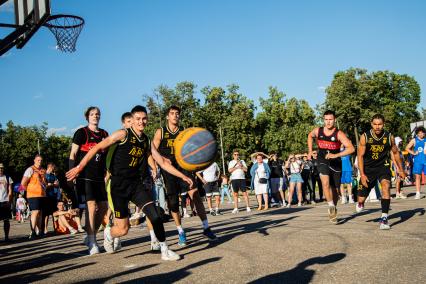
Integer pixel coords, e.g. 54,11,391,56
66,166,81,181
182,175,193,188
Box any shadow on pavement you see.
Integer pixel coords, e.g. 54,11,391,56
248,253,346,283
369,208,425,227
337,208,381,225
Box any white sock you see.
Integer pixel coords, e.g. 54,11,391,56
159,241,168,252
149,230,158,242
183,208,187,215
215,207,219,212
202,219,209,230
327,201,334,207
381,213,388,218
176,225,184,234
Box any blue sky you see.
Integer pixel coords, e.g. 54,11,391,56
1,0,425,136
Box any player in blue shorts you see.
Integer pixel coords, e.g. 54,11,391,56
340,147,354,204
405,126,426,199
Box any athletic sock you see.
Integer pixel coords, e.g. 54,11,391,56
381,199,390,214
381,213,388,218
215,207,219,212
149,229,158,242
159,242,168,252
202,219,209,230
176,225,184,234
327,201,334,207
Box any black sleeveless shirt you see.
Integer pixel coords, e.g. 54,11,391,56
109,128,150,179
316,127,342,170
363,130,391,169
158,125,183,166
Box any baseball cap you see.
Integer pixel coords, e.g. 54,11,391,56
395,137,402,145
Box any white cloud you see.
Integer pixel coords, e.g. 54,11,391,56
47,127,68,136
71,125,85,133
0,0,14,13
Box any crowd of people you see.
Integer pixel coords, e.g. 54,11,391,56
1,106,425,261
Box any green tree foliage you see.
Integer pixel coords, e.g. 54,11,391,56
0,121,71,181
324,68,421,144
256,87,316,158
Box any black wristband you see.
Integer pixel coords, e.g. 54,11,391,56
69,159,75,170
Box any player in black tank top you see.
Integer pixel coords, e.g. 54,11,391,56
308,110,355,224
356,114,406,230
67,106,194,260
152,105,218,246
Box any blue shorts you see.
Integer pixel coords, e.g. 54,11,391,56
413,163,426,175
341,171,353,184
290,173,304,183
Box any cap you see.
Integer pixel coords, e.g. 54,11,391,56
395,137,402,146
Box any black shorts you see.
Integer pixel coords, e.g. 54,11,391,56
110,176,153,219
28,197,45,211
44,197,58,215
231,179,247,193
317,163,342,189
162,169,196,197
358,167,392,197
0,202,11,220
76,179,107,205
204,181,220,196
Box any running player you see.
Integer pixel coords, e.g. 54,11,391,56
67,105,190,260
307,110,355,224
152,105,217,246
69,106,109,255
356,114,406,229
405,126,426,199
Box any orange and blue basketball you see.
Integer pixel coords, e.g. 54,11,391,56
174,127,217,172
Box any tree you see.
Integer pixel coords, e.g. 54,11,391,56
324,68,421,145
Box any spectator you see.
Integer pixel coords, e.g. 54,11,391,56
16,193,27,223
228,150,251,213
53,201,84,235
250,153,271,210
268,152,286,207
0,163,13,242
301,154,315,204
44,163,60,234
285,154,303,207
196,162,221,216
21,155,47,239
220,174,232,204
405,126,426,199
310,151,323,202
340,148,354,204
393,137,407,199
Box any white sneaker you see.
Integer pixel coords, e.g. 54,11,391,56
103,226,115,254
281,202,286,207
246,207,251,212
399,193,407,199
183,213,191,218
355,203,364,213
89,243,100,255
232,208,239,214
286,204,291,208
77,227,85,233
113,237,122,251
297,202,302,207
151,241,161,251
341,198,347,205
415,192,421,200
348,197,355,204
161,248,180,261
69,228,77,235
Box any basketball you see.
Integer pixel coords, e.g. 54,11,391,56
174,127,217,172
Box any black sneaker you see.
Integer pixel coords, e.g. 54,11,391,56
28,231,36,240
215,210,223,215
210,211,217,216
203,228,218,241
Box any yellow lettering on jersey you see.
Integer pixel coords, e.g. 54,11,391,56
167,139,175,154
370,145,384,153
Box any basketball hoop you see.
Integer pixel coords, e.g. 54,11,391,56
44,14,84,53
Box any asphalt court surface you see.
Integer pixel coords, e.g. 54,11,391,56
1,186,425,283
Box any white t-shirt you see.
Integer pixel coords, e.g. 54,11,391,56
199,162,219,182
16,197,26,210
228,159,247,180
23,167,34,178
290,161,302,174
0,175,13,202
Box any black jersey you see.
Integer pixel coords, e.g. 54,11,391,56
109,128,151,179
72,126,108,181
316,127,342,170
158,125,183,166
268,159,284,178
363,130,391,169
